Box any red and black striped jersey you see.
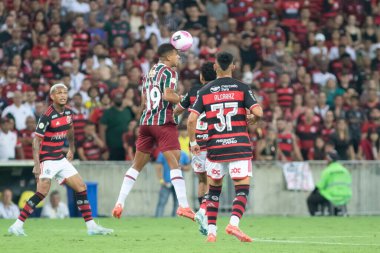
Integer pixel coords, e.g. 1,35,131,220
18,129,35,159
179,83,208,151
190,77,259,162
70,29,91,59
78,136,104,160
71,108,88,144
276,87,294,109
277,132,293,161
35,105,73,162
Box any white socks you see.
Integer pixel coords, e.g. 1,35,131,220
208,224,217,235
86,220,97,229
116,168,140,207
14,219,24,228
230,215,240,227
170,169,189,208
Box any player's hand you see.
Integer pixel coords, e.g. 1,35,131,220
32,164,41,182
67,149,74,161
191,144,201,156
246,114,258,125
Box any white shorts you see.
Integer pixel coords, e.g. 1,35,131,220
192,151,207,173
40,158,78,185
205,159,252,180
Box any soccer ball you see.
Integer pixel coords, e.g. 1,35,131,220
170,30,193,52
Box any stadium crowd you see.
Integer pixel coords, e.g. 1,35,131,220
0,0,380,162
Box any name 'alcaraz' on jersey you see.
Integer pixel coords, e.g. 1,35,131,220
190,77,259,162
178,83,208,151
140,63,179,126
35,105,73,162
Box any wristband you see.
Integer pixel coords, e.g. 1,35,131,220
190,140,198,147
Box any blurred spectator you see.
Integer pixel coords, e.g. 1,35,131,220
155,151,190,217
296,108,322,159
1,65,29,104
0,188,19,219
276,118,303,161
99,92,134,160
206,0,228,30
41,191,69,219
329,119,356,160
2,26,30,64
1,91,34,131
104,6,130,47
308,136,326,160
77,122,107,161
122,121,138,161
256,128,278,161
71,93,89,144
178,126,190,156
358,128,380,160
18,116,36,160
240,33,260,70
0,117,23,160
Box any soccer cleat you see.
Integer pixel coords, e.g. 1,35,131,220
206,233,217,242
87,224,114,235
112,203,123,219
8,225,27,236
176,206,195,221
195,210,208,236
225,224,253,242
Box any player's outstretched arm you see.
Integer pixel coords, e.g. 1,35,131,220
163,88,181,104
187,112,200,155
32,136,43,179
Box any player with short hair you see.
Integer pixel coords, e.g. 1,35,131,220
187,52,263,242
112,43,195,221
8,83,113,236
174,62,217,235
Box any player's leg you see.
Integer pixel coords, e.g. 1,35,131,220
113,125,152,218
170,185,178,217
204,159,226,242
64,172,113,235
158,125,195,220
8,162,53,236
225,160,253,242
192,151,208,235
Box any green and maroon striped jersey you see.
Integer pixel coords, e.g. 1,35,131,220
140,63,179,126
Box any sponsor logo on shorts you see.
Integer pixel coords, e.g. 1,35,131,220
231,168,241,174
211,169,220,176
215,138,237,145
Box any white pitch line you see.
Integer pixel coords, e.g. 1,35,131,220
253,238,380,247
285,235,373,239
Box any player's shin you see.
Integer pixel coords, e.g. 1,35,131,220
116,168,140,206
75,190,96,228
207,185,222,235
170,169,189,208
230,184,250,227
17,192,45,224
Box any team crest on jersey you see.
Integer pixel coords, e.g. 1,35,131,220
170,78,176,84
66,116,72,124
210,86,220,93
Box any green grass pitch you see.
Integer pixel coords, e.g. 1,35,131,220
2,216,380,253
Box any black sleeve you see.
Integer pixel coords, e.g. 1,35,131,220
35,114,50,138
190,91,204,115
179,91,191,109
243,84,259,110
